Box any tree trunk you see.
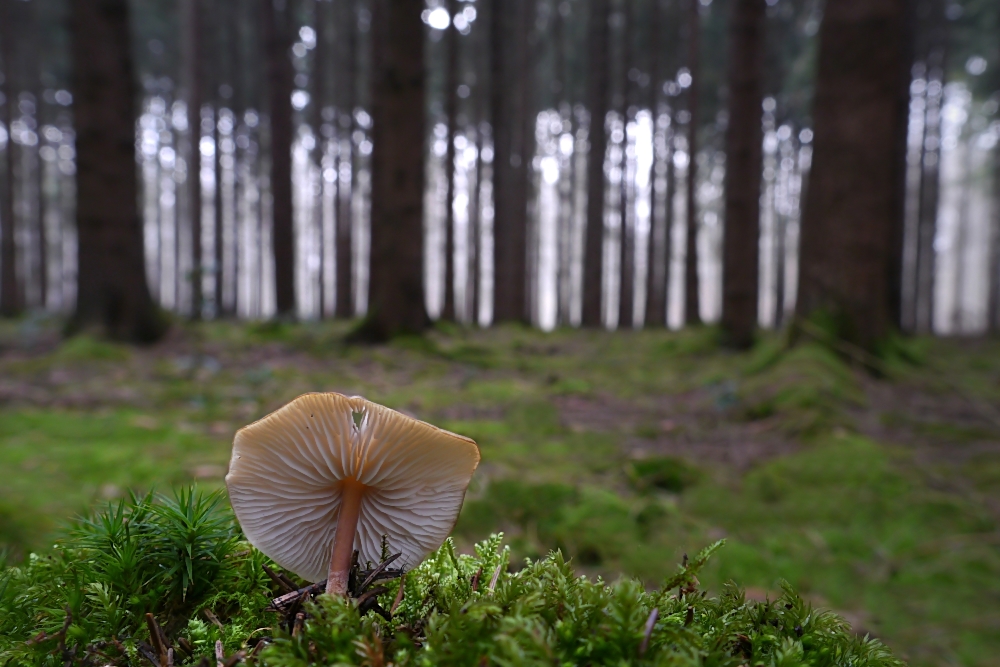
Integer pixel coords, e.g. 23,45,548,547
261,0,295,318
658,115,677,325
492,0,534,322
795,0,908,351
581,0,610,328
988,140,1000,334
212,1,226,317
32,0,46,310
491,0,531,324
644,0,666,328
683,0,701,325
0,0,20,317
617,1,633,330
313,0,328,317
354,0,427,340
68,0,165,342
441,0,459,322
914,13,946,335
336,0,357,319
720,0,765,349
183,0,203,319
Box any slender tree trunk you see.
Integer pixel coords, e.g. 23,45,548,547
684,0,701,325
915,30,946,334
644,0,666,327
354,0,427,340
617,0,633,330
470,26,489,326
795,0,909,351
68,0,165,341
773,152,787,327
183,0,203,319
261,0,295,318
661,115,677,325
720,0,765,348
212,0,225,318
0,0,20,317
951,141,972,333
336,1,357,319
582,0,610,327
313,0,328,317
988,140,1000,334
32,0,46,310
441,0,459,322
887,0,916,330
491,0,531,323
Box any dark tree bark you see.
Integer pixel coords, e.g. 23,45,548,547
617,0,633,330
720,0,765,349
887,0,916,331
336,0,357,319
914,9,947,334
0,0,21,317
650,112,676,328
491,0,532,323
683,0,701,325
795,0,909,351
441,0,459,322
988,141,1000,333
581,0,611,328
313,0,328,317
354,0,427,340
261,0,295,318
644,0,666,328
32,0,46,309
183,0,203,319
212,0,226,317
68,0,165,341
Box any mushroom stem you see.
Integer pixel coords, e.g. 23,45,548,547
326,479,365,595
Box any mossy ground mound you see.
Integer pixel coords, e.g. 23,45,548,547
0,490,900,667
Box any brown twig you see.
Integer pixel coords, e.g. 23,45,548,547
356,585,390,607
267,580,327,613
358,552,402,592
470,567,482,592
639,608,658,657
215,639,225,667
57,605,73,659
292,612,305,638
137,641,161,667
222,651,246,667
262,564,296,593
177,637,195,658
145,613,169,667
390,573,407,615
203,608,226,632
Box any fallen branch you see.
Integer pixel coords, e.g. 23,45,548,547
267,580,327,613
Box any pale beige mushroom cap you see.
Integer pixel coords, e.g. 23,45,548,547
226,392,480,582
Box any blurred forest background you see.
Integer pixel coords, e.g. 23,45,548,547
2,0,1000,665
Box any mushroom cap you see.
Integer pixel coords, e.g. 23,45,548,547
226,392,480,582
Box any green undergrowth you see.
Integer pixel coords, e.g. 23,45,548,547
0,489,901,667
739,343,865,437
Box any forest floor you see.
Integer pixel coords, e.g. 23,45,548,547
1,318,999,666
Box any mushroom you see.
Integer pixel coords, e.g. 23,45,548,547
226,392,480,595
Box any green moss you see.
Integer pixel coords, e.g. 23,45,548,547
740,343,864,436
0,500,901,666
626,456,702,493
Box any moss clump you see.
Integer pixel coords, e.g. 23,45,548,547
0,489,901,667
740,343,864,436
